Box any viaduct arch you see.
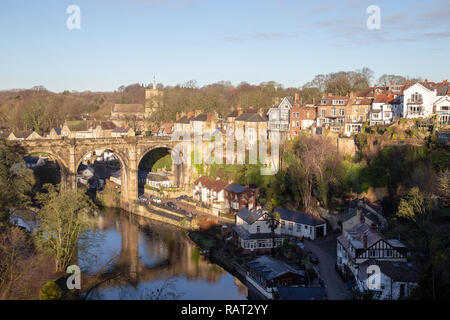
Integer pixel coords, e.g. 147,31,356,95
16,137,192,212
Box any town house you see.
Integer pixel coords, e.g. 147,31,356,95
316,95,349,133
336,217,417,299
276,208,327,240
232,207,283,253
224,183,259,214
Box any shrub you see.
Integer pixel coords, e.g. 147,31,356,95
39,280,62,300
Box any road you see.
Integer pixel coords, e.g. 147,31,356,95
304,233,348,300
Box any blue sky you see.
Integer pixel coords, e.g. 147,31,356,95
0,0,449,92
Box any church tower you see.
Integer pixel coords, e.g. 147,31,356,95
145,75,163,117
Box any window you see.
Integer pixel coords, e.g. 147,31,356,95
281,221,285,229
386,249,393,257
297,224,302,232
369,250,377,258
296,121,299,127
288,222,293,231
339,109,345,116
256,225,260,233
321,110,326,117
331,108,336,116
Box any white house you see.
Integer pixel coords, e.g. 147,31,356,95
23,156,46,169
146,172,172,189
276,208,327,240
370,94,401,126
193,176,228,205
356,260,418,300
434,95,450,125
232,207,283,253
402,82,437,119
267,97,294,140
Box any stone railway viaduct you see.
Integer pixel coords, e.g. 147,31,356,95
17,136,192,212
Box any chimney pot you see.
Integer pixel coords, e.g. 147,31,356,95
363,233,368,249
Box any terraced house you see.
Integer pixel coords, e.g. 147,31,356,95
316,95,349,133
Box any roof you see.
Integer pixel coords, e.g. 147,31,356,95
342,198,385,227
225,183,247,194
235,113,267,122
146,173,170,182
51,128,62,135
277,287,327,300
276,208,326,226
23,156,40,164
337,223,384,255
10,130,33,139
232,225,276,241
193,176,228,192
112,127,131,133
236,207,264,225
246,255,304,281
358,260,418,283
176,115,193,124
113,104,145,113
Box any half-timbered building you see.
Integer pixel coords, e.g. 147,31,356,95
336,217,417,299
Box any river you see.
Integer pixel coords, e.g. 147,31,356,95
77,208,249,300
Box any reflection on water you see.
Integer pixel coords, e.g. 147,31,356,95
78,208,248,300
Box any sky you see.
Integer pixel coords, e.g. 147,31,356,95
0,0,449,92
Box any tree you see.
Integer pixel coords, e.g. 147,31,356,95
0,227,36,299
288,135,340,213
35,184,95,272
437,169,450,207
0,141,35,229
262,199,281,256
396,187,429,222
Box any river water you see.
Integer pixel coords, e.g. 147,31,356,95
77,208,248,300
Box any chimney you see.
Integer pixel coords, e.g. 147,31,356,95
294,93,300,104
363,233,368,249
176,113,180,121
350,91,355,98
359,209,365,224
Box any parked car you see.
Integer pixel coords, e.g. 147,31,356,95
309,253,319,264
152,198,162,204
138,195,148,202
167,202,177,209
176,195,188,201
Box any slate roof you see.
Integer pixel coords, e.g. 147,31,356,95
235,113,268,122
276,208,326,226
232,225,275,241
113,104,145,113
247,256,304,281
277,287,327,300
357,260,418,283
11,130,33,139
112,127,131,133
236,207,264,225
52,128,62,135
225,183,247,194
176,115,191,124
341,197,385,228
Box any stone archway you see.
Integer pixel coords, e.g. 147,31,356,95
137,144,189,189
75,148,130,208
22,150,71,190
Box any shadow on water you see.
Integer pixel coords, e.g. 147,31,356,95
78,208,248,300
